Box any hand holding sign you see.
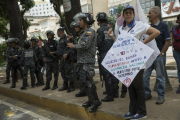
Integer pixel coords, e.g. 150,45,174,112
102,33,154,87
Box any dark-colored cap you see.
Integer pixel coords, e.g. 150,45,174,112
123,5,134,12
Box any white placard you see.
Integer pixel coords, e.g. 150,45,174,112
102,32,154,87
161,0,180,18
63,0,71,12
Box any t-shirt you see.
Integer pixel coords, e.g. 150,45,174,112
119,21,150,40
151,21,171,51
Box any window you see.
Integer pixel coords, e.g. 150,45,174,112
39,5,41,7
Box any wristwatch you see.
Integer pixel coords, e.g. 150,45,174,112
161,52,165,56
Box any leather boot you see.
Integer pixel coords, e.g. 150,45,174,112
101,84,114,102
10,84,16,88
51,80,58,90
20,86,27,90
75,90,87,97
3,80,10,84
42,81,50,91
89,100,102,113
58,81,68,91
82,101,92,108
89,85,102,113
67,82,75,93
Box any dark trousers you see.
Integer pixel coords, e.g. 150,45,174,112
35,65,44,84
6,63,11,81
128,70,146,115
11,65,23,85
23,66,35,86
121,84,127,93
46,61,59,82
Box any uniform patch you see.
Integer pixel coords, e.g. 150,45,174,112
86,31,92,36
25,51,33,57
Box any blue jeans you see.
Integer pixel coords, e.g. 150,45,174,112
173,50,180,84
143,55,166,98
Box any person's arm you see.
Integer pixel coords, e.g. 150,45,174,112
107,28,117,42
160,24,171,56
144,27,160,44
73,31,95,49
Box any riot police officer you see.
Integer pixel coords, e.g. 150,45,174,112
8,38,23,88
70,21,87,97
30,37,44,86
57,28,74,93
20,40,37,90
67,12,102,113
96,12,119,102
42,30,59,91
3,38,13,84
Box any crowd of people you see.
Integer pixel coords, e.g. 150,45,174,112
2,5,180,120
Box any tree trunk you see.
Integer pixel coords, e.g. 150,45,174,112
21,11,27,40
4,0,23,46
63,0,81,34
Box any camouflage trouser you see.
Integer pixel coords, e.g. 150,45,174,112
99,53,119,97
46,60,59,82
60,60,73,82
6,63,11,81
35,63,44,84
76,63,99,102
11,65,23,85
23,66,35,86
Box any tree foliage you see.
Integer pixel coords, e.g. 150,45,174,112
108,4,124,30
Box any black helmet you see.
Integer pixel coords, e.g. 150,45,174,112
73,12,95,25
12,38,19,44
70,21,79,28
30,37,39,42
23,40,31,49
46,30,54,36
96,12,108,21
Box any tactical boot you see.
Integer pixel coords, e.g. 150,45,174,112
58,81,68,91
89,100,102,113
20,86,27,90
75,90,87,97
32,85,36,88
10,84,16,88
67,82,75,93
42,81,50,91
3,80,10,84
51,81,58,90
101,95,114,102
82,101,92,108
103,91,107,94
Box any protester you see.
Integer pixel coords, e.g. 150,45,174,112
143,6,171,104
108,5,160,120
172,14,180,94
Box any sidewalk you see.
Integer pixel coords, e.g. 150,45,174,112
0,70,180,120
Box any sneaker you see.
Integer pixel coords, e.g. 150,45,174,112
124,112,135,119
145,94,152,101
130,114,147,120
156,97,165,104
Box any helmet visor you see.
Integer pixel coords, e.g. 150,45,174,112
73,12,86,22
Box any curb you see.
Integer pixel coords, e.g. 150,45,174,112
0,85,124,120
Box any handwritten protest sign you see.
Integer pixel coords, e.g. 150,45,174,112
101,33,154,87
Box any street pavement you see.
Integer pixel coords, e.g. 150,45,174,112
0,95,75,120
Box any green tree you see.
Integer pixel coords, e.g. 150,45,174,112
108,4,124,30
0,0,9,39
